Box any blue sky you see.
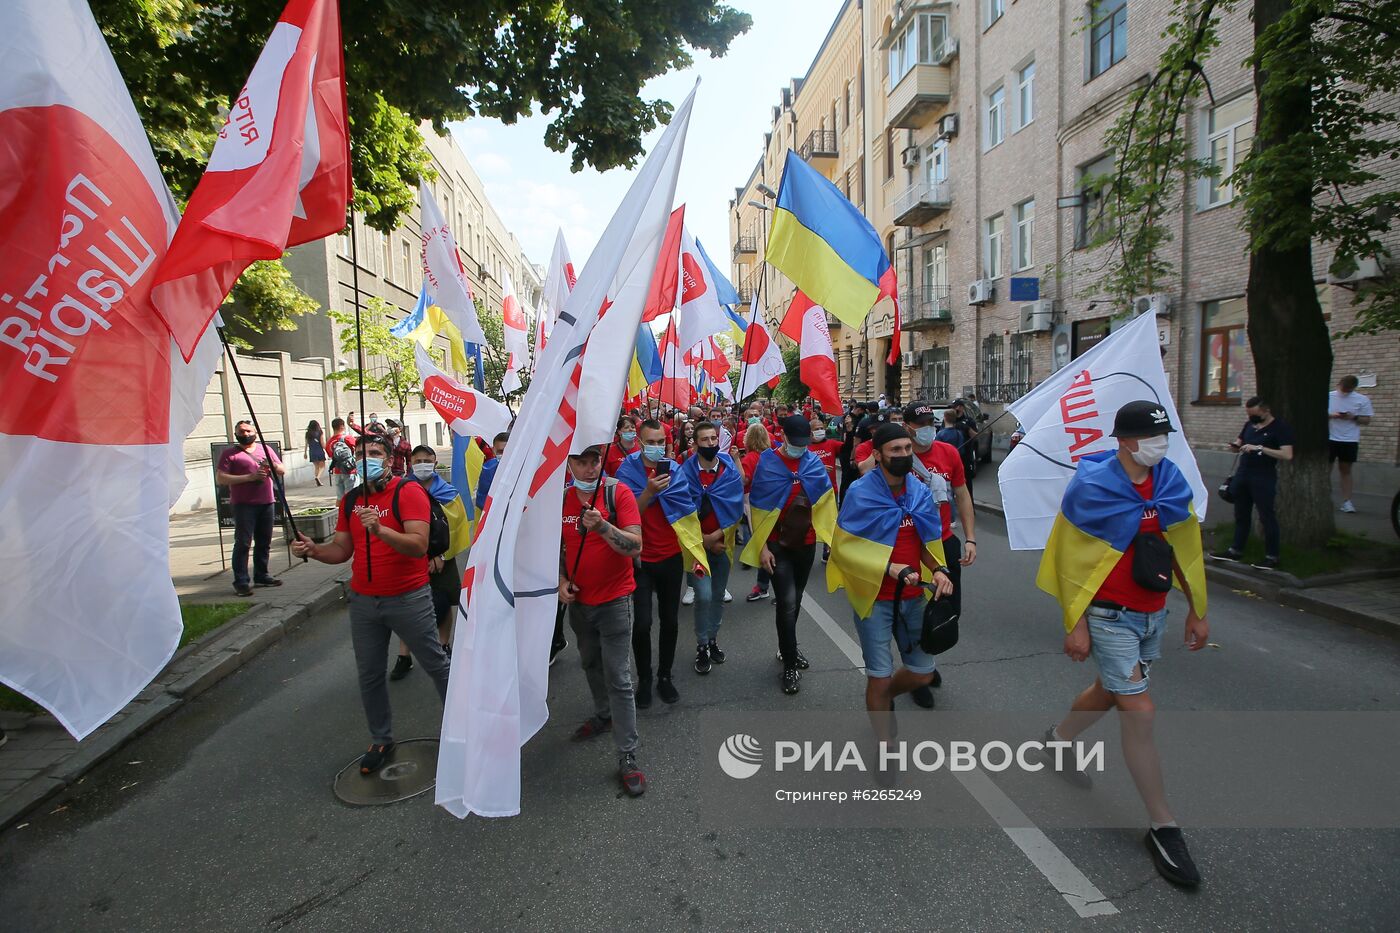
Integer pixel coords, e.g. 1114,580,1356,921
447,0,847,272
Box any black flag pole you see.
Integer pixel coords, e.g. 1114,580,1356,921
348,210,373,581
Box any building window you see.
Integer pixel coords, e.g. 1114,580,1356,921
843,82,852,128
987,0,1006,28
1203,94,1254,207
986,85,1005,149
1076,154,1115,248
984,214,1004,280
981,334,1005,392
1013,199,1035,271
401,239,414,287
1199,297,1247,401
1089,0,1128,79
1016,61,1036,130
888,13,949,88
337,228,352,258
1009,333,1034,389
927,139,948,185
924,347,950,398
922,242,948,306
885,127,896,180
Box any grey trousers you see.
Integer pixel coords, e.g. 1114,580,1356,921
568,596,640,756
349,586,450,744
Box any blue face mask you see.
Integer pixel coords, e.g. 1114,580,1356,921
748,417,761,425
915,426,938,446
784,443,807,459
573,476,599,493
620,431,637,445
363,458,386,482
643,444,666,462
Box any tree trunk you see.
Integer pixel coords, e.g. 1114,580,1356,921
1246,0,1335,546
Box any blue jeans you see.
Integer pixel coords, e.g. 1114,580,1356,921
232,502,274,588
1086,604,1167,696
688,549,732,645
854,597,936,678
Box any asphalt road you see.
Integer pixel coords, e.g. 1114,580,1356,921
3,512,1399,931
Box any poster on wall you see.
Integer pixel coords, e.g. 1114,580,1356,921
1051,323,1072,372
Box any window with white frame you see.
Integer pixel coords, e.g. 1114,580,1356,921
987,0,1006,28
888,12,948,88
985,214,1004,280
986,85,1005,149
922,242,948,307
1013,199,1035,270
1016,60,1036,130
1203,94,1254,207
401,239,414,286
926,138,948,186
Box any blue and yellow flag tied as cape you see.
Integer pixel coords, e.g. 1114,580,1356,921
421,472,472,560
827,470,946,620
678,452,745,552
740,448,837,568
616,452,709,572
1036,450,1208,632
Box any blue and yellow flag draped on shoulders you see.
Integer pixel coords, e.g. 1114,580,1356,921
828,470,946,619
450,433,486,543
616,452,709,572
739,448,837,568
420,472,472,560
1036,451,1207,632
678,452,745,552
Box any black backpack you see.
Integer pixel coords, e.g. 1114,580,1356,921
344,478,453,558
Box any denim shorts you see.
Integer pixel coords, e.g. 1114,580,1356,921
1087,604,1167,696
854,597,935,679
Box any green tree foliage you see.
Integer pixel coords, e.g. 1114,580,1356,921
327,297,436,426
774,345,804,406
220,257,320,349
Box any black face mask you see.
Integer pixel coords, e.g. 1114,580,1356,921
236,435,257,447
884,455,914,477
697,445,720,461
1248,414,1264,424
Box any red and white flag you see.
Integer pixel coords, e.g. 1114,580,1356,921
414,344,512,439
781,291,841,411
640,206,685,323
676,223,732,352
0,0,222,738
535,229,575,354
151,0,351,360
736,294,786,401
647,317,694,408
500,270,529,394
684,335,732,382
420,182,487,347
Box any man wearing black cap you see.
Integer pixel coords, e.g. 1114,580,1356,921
1037,400,1210,888
949,399,979,486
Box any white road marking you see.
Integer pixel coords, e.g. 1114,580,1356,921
800,596,1119,919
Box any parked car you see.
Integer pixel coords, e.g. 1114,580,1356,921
930,398,995,469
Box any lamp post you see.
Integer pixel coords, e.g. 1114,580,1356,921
747,198,773,326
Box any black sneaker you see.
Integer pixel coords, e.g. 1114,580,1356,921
573,716,612,741
359,742,394,775
549,636,568,667
707,641,726,664
636,680,653,709
910,685,935,709
746,586,769,602
1253,556,1280,571
656,675,679,704
822,545,830,563
1209,549,1242,563
1034,727,1093,789
1146,826,1202,886
234,583,254,597
781,667,801,695
619,753,646,797
794,647,810,671
930,668,942,688
253,577,283,587
388,655,413,681
694,645,712,676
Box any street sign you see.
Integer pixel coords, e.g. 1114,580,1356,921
1009,277,1040,302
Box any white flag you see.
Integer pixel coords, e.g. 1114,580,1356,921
676,223,733,352
998,310,1207,551
0,0,220,738
536,229,575,354
436,84,698,819
419,182,487,347
414,344,512,439
736,292,787,402
500,269,529,394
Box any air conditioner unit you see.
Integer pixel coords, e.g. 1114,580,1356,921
900,351,918,368
1132,293,1171,317
901,146,921,168
1326,257,1383,285
1019,300,1056,333
968,279,994,305
939,113,959,139
935,37,960,65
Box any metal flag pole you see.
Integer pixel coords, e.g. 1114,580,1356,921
349,210,373,581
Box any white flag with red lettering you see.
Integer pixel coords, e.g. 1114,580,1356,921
500,270,529,394
151,0,350,360
414,344,512,439
0,0,221,738
536,230,575,354
419,182,487,347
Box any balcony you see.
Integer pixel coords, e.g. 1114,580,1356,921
886,59,953,129
736,284,753,305
732,236,757,262
975,382,1033,404
799,129,839,171
901,286,953,329
892,179,952,227
826,312,842,329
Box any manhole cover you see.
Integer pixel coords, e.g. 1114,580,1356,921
333,737,439,806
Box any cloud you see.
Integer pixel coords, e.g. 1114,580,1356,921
471,152,513,178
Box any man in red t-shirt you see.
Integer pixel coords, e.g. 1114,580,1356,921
292,434,450,777
807,416,844,564
326,417,358,500
559,446,646,797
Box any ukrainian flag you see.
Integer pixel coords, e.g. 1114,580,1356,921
767,150,897,329
422,472,471,560
1036,451,1208,632
677,452,746,552
740,448,837,568
629,322,664,399
827,470,946,620
450,432,486,543
394,287,471,375
616,452,709,572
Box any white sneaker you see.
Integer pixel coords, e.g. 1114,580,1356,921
723,589,733,603
1340,500,1356,513
682,587,695,606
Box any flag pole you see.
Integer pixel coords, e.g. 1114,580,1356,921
349,210,373,581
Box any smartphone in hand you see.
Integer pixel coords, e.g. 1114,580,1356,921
655,458,672,476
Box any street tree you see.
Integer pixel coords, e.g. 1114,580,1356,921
1087,0,1399,544
327,297,437,427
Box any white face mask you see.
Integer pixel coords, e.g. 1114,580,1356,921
1130,435,1170,467
411,462,436,480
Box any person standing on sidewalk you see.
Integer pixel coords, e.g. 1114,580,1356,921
1217,397,1294,570
741,415,837,695
678,422,745,676
559,446,647,797
305,420,327,487
1328,375,1374,513
291,434,451,776
326,418,358,500
1036,401,1210,887
216,421,287,597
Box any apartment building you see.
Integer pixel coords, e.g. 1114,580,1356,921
733,0,1398,465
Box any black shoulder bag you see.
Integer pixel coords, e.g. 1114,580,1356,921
893,571,961,656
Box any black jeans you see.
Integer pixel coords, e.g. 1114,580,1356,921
632,553,683,682
771,541,816,668
232,502,274,588
1231,471,1280,558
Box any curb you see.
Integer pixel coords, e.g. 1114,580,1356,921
0,571,349,833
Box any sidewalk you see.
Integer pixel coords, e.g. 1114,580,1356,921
1,480,351,831
970,453,1400,639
